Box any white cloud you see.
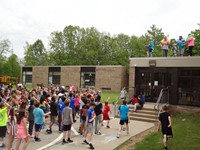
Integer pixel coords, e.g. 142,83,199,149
0,0,199,58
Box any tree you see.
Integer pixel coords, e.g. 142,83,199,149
145,25,165,56
3,54,20,77
191,25,200,56
0,39,12,56
24,39,49,66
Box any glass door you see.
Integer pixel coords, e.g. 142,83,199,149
136,68,171,102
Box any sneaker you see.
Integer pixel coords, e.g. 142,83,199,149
106,125,110,128
164,146,168,150
116,134,120,138
67,139,73,143
94,131,98,135
89,143,95,149
82,140,89,145
0,143,5,147
62,139,68,145
35,138,41,142
98,132,102,135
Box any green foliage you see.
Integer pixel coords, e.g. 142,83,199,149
0,54,20,77
24,39,49,66
145,24,165,57
191,28,200,56
0,39,12,56
48,25,153,67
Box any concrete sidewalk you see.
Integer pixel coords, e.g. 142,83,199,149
45,118,154,150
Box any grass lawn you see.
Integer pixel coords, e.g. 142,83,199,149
101,91,120,104
133,113,200,150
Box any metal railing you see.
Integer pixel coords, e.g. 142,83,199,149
154,87,170,112
113,96,120,118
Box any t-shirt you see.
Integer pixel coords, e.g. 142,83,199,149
161,39,170,50
87,108,95,124
94,103,102,116
177,39,185,49
119,105,129,120
58,100,65,115
69,98,75,111
74,98,80,106
62,107,72,125
103,104,110,115
187,36,195,46
0,107,8,126
50,101,58,116
33,108,44,124
149,41,154,49
133,97,138,104
159,112,170,129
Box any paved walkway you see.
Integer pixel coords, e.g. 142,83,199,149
1,104,155,150
46,119,154,150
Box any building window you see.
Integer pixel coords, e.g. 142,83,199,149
23,71,32,84
48,67,61,85
22,67,32,85
80,67,96,88
178,68,200,106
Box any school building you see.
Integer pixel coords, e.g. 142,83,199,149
21,57,200,106
129,57,200,106
21,66,128,92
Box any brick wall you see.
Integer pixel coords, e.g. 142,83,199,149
129,66,135,98
32,67,48,87
96,66,127,92
60,67,80,87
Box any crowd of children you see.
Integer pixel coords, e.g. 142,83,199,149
0,84,114,150
0,83,172,150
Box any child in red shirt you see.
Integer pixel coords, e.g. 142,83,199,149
103,101,111,128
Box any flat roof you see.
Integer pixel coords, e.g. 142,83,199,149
130,56,200,67
22,65,125,68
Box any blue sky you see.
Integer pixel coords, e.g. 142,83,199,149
0,0,199,58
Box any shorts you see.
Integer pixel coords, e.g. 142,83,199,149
87,123,93,134
35,124,43,132
162,127,173,137
63,124,72,131
81,118,86,125
0,126,7,137
75,106,80,112
178,48,185,55
50,115,57,123
119,119,129,125
148,48,153,53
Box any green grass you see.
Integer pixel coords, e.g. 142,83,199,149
101,91,120,104
133,113,200,150
22,85,120,104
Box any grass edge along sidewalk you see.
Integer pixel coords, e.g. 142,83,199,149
115,113,200,150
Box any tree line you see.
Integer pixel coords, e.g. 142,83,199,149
0,24,200,77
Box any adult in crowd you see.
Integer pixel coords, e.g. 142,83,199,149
177,36,185,56
161,36,170,57
145,38,154,57
186,34,195,56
